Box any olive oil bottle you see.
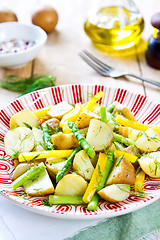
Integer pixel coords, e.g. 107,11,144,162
84,5,144,51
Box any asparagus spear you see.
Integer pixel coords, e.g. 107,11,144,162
12,162,46,190
100,106,107,123
87,193,99,211
49,195,86,205
56,147,81,183
96,150,115,192
67,121,96,158
41,122,54,150
106,101,118,113
113,132,136,146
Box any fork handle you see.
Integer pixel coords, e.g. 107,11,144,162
126,73,160,87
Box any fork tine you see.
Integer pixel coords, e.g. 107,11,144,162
82,50,112,70
79,52,106,76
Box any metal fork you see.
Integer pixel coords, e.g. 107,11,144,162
79,50,160,88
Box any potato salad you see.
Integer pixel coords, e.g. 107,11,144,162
4,91,160,210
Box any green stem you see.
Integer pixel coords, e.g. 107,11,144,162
96,150,115,192
67,121,96,158
41,122,54,150
87,193,99,211
106,101,118,113
100,106,107,123
12,162,46,190
56,147,81,183
113,132,136,146
49,195,86,205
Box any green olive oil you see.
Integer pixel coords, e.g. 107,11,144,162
84,6,144,51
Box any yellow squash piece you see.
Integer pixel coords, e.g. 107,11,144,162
82,152,108,203
83,91,104,110
115,150,138,163
19,150,73,162
33,106,52,118
115,115,160,134
60,103,82,133
135,169,145,192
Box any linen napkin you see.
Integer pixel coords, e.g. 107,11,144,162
66,199,160,240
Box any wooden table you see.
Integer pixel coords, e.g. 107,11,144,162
0,0,160,239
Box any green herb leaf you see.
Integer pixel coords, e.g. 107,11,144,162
0,74,56,95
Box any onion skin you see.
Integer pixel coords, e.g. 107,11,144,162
32,8,58,33
0,11,18,23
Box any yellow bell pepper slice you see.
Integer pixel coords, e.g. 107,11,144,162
115,115,160,134
83,91,104,110
115,150,138,163
19,150,73,162
135,169,145,192
33,106,52,118
60,103,82,127
83,153,108,203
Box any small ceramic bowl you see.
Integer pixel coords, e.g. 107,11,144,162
0,22,47,69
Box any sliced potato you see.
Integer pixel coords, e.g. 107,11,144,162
4,127,35,157
98,184,130,202
106,156,136,185
128,128,143,142
10,110,39,129
12,163,31,180
123,145,139,157
75,110,100,129
113,103,136,121
45,118,60,129
46,160,69,178
50,132,79,150
47,101,74,119
32,127,45,151
73,150,94,180
86,119,113,151
135,128,160,153
110,142,124,151
79,127,88,136
138,151,160,178
23,169,54,196
55,173,87,196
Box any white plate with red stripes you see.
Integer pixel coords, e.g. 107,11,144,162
0,84,160,219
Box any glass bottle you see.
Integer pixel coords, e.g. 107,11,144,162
146,12,160,69
84,0,144,51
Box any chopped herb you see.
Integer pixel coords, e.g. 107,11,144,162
136,167,142,175
28,154,41,163
41,199,51,206
87,91,94,99
23,122,32,130
98,165,102,177
116,154,124,166
0,136,4,142
11,148,22,159
7,172,12,180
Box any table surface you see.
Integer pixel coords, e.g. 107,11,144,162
0,0,160,239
